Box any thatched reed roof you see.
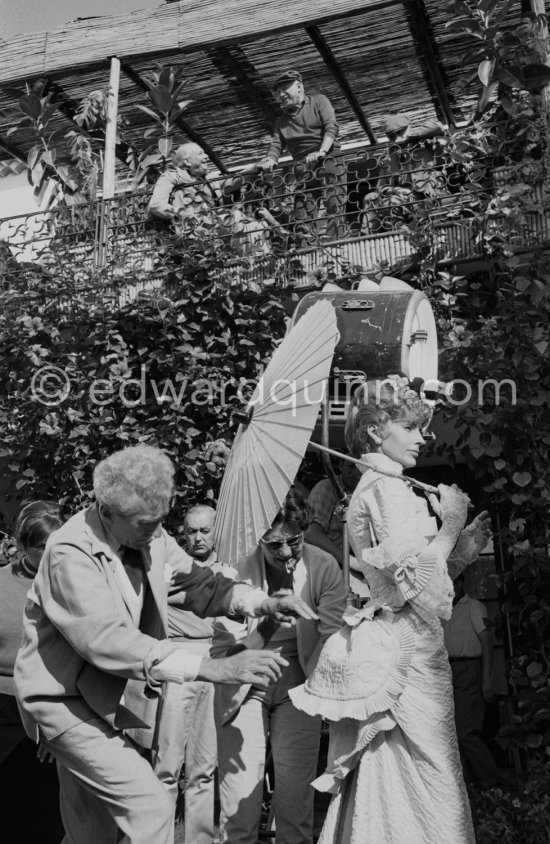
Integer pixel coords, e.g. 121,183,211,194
0,0,520,178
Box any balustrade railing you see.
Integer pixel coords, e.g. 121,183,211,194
1,132,548,315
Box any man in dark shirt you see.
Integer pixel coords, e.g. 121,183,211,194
259,70,346,244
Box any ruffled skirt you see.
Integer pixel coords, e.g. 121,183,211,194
296,608,475,844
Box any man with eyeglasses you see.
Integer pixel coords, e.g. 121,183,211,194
258,69,345,245
212,488,346,844
14,445,317,844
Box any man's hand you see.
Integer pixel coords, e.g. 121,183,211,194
259,157,276,172
198,651,288,686
259,594,319,624
305,150,326,166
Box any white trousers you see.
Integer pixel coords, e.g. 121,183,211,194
46,717,174,844
154,678,217,844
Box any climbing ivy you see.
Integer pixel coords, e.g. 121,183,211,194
402,0,550,762
0,253,287,539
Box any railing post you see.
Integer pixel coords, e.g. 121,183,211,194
97,57,121,272
94,198,107,269
103,57,120,199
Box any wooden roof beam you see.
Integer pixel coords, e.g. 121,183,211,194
402,0,456,127
305,25,377,144
121,63,228,174
210,46,276,131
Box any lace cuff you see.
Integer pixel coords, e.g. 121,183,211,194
447,533,478,580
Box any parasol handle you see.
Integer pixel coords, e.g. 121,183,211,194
232,408,254,427
308,441,439,496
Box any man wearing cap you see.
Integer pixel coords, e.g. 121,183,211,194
259,70,345,243
383,113,411,143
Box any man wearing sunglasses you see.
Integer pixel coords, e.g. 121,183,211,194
212,488,346,844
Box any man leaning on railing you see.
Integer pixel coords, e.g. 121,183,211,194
147,143,271,257
362,114,448,234
258,69,347,246
148,143,218,225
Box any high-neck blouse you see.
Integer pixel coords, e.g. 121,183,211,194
348,452,454,619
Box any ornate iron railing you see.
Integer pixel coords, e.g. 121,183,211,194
1,133,548,315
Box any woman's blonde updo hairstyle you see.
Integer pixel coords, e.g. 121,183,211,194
345,377,433,458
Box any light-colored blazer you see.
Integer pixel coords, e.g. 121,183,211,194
13,504,240,747
212,543,347,724
148,166,217,221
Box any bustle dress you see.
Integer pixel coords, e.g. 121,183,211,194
290,452,476,844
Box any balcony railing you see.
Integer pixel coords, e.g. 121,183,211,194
1,133,548,315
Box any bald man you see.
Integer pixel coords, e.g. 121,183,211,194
154,505,232,844
147,143,219,225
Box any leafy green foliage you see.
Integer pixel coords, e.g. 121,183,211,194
445,0,550,117
2,0,549,775
10,81,115,203
0,240,286,538
133,66,193,186
404,0,550,765
468,763,550,842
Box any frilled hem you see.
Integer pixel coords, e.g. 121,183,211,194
289,612,415,722
311,712,396,793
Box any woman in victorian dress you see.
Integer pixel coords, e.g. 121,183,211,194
291,376,491,844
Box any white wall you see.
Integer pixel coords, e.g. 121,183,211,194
0,172,38,220
0,172,52,262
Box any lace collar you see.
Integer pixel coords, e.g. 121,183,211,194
359,452,405,475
